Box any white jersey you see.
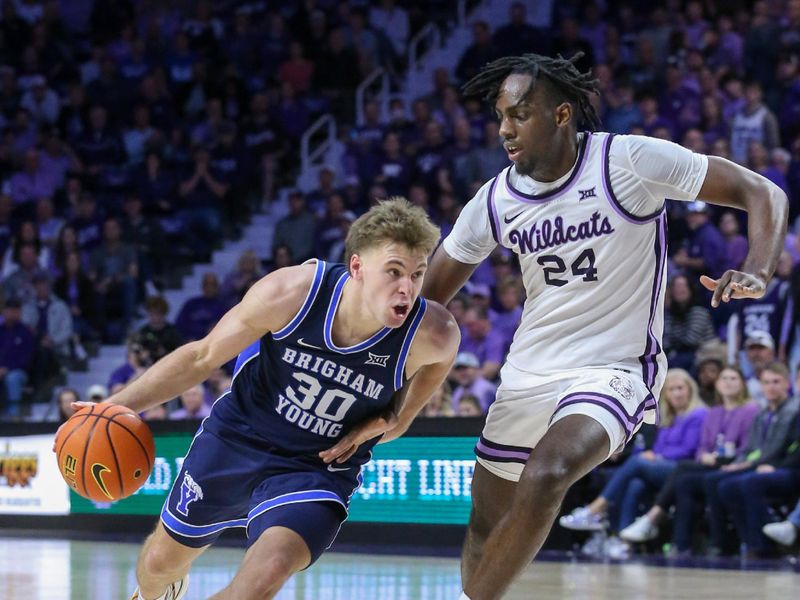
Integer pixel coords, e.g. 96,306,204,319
443,132,708,402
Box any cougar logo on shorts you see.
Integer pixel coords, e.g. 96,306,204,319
609,376,634,401
176,472,204,516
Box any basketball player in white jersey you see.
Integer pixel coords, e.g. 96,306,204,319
419,54,788,600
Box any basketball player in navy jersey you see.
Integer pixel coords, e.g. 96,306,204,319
416,54,788,600
61,199,459,600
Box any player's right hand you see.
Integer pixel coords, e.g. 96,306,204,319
52,401,97,452
319,413,398,464
699,271,766,308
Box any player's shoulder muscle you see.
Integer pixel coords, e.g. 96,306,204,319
238,262,319,334
408,300,460,368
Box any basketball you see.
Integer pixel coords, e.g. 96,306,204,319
54,403,155,502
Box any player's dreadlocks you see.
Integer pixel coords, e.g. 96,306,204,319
462,53,601,130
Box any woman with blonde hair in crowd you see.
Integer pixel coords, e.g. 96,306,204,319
422,380,455,417
560,369,708,555
621,366,759,544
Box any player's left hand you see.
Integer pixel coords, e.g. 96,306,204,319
699,271,767,308
319,413,398,464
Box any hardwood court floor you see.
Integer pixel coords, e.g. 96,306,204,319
0,537,797,599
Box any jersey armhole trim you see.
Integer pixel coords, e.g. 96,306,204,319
273,259,326,340
393,298,429,390
602,134,665,224
486,176,501,243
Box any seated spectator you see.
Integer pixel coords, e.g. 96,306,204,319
137,296,183,362
460,306,504,381
7,148,59,209
3,242,48,305
457,394,483,417
54,250,97,341
694,350,724,406
422,380,455,417
222,250,263,306
88,217,138,342
620,367,758,544
107,336,151,392
21,273,73,381
170,384,211,420
673,201,727,283
68,193,104,256
489,277,523,355
719,211,748,272
175,272,227,342
35,197,64,252
662,274,716,371
720,413,800,557
177,144,227,261
121,193,166,292
2,220,51,278
673,363,799,556
55,387,84,422
272,191,316,263
560,369,707,546
450,352,497,414
86,384,108,402
266,243,295,273
142,404,168,421
741,331,777,406
0,298,35,418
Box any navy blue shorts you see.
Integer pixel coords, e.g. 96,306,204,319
160,411,361,564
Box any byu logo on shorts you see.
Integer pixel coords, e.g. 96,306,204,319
176,472,204,516
609,375,634,401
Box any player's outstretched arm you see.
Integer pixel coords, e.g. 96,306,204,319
320,302,460,463
697,156,788,307
421,245,479,305
100,263,317,414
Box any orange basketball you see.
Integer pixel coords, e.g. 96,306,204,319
55,403,155,502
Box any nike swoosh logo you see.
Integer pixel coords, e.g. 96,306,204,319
504,211,524,224
297,338,322,350
91,463,114,500
327,464,351,472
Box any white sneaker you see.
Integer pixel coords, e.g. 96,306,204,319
762,521,798,546
620,515,659,543
130,575,189,600
559,506,607,531
604,536,631,560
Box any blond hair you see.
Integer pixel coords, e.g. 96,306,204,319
715,366,750,407
345,197,440,263
659,368,705,427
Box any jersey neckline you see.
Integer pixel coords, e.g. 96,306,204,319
323,271,393,354
505,132,590,202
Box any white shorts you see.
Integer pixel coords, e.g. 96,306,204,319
475,366,658,482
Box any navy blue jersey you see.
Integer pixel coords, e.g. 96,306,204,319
216,260,427,463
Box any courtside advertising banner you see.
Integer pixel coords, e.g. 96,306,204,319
0,434,70,515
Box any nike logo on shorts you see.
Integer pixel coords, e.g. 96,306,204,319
327,464,351,472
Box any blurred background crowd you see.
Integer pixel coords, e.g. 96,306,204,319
1,0,800,562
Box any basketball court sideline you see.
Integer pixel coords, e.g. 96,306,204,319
0,537,796,599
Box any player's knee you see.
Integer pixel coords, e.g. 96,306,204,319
138,538,187,580
236,554,296,599
520,459,574,497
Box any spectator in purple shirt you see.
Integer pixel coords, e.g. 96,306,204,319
460,306,505,381
7,148,59,209
169,384,211,420
450,352,497,413
719,211,748,272
0,298,35,418
673,201,727,280
490,277,523,355
175,272,227,342
619,367,758,544
560,369,707,535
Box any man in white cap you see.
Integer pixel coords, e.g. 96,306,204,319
451,352,497,413
744,331,776,406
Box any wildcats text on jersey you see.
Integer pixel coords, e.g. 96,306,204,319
507,211,615,255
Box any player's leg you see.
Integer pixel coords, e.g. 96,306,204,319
463,414,611,600
209,501,343,600
134,522,208,600
460,463,516,584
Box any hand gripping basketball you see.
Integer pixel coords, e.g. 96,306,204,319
54,403,155,502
